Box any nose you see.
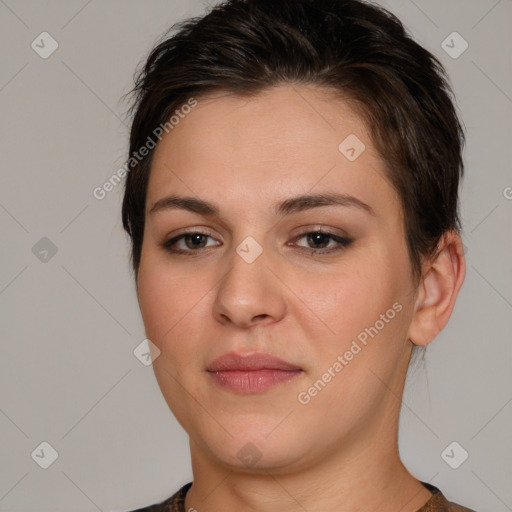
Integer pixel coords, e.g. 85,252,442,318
212,242,286,329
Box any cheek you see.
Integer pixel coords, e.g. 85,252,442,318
296,254,397,328
293,247,410,370
136,252,212,368
294,270,410,426
137,251,188,346
136,255,208,415
137,264,168,342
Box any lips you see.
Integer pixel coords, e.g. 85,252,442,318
207,352,302,372
206,352,303,393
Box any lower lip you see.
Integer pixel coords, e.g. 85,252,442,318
208,369,302,393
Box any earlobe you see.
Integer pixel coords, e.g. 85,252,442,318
407,231,466,347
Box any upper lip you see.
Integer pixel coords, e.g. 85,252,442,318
206,352,302,372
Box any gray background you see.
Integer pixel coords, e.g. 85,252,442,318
0,1,510,511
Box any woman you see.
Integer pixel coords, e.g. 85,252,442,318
121,0,474,510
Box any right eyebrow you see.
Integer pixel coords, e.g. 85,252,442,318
149,195,219,216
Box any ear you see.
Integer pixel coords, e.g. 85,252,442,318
407,231,466,346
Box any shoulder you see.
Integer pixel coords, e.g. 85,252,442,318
419,482,477,512
127,482,192,512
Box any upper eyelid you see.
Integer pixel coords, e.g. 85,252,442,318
168,227,217,239
290,225,349,239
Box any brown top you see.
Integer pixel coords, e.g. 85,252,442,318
131,481,477,511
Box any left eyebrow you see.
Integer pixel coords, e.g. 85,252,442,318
148,192,375,217
275,192,375,216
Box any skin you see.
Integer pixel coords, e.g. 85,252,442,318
136,84,466,512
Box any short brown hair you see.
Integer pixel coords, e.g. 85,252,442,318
122,0,465,285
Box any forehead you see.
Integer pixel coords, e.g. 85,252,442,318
146,84,399,217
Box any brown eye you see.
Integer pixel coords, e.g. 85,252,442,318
293,231,353,254
162,232,219,254
182,233,209,249
306,232,331,249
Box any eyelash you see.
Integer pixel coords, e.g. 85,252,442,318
161,229,353,256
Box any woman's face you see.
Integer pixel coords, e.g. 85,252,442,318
137,84,419,472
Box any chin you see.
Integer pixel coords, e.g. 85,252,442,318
192,416,311,472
